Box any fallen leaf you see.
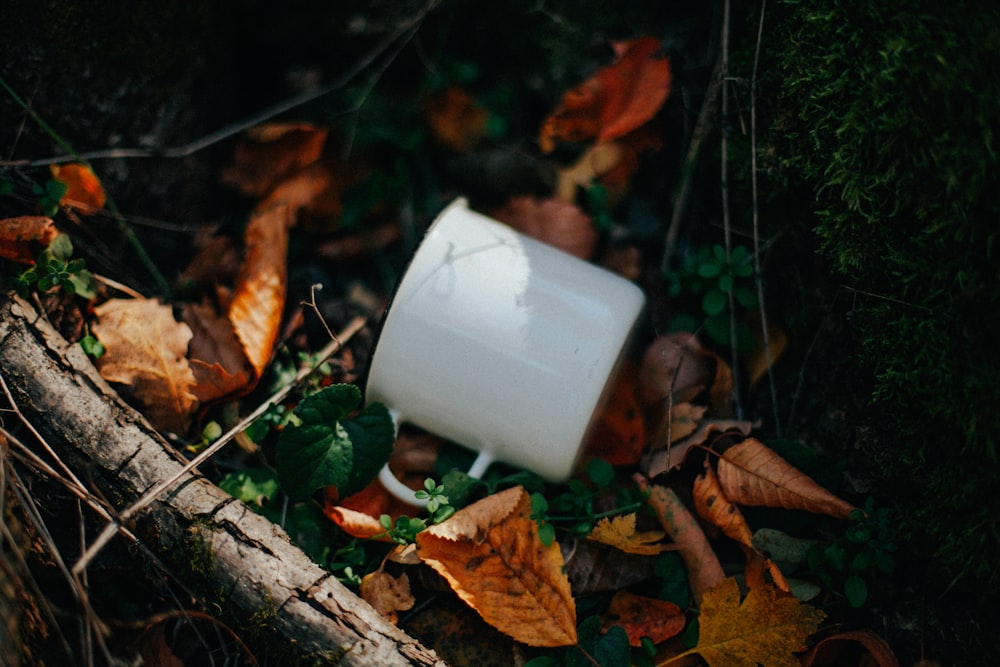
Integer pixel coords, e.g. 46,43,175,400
181,301,254,403
637,476,724,604
560,537,658,595
50,163,105,214
693,462,753,550
742,549,789,594
638,333,716,406
742,310,787,390
539,37,671,152
555,142,625,202
583,360,645,466
415,486,577,647
227,203,291,380
675,577,824,667
490,196,597,259
644,419,753,477
220,122,329,197
424,86,490,152
586,513,668,555
603,590,685,646
717,439,856,519
800,629,900,667
402,597,518,667
361,568,415,624
93,298,198,434
0,216,56,263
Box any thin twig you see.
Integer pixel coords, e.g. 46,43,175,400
749,0,781,436
72,315,367,576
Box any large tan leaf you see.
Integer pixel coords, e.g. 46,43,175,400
717,439,856,519
415,486,577,647
638,476,724,604
663,577,824,667
93,298,198,434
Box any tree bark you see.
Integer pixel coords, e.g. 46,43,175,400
0,294,444,666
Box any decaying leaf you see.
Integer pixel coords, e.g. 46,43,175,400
424,86,490,152
361,568,415,624
586,513,668,556
603,590,685,647
490,196,597,259
638,333,716,406
539,36,671,152
693,463,753,550
50,163,105,214
181,300,254,403
220,122,329,197
93,298,198,434
583,360,645,466
675,577,825,667
638,476,724,604
415,486,577,647
560,537,657,595
644,418,753,478
717,438,856,519
0,216,57,263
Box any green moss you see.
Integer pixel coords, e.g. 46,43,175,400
755,0,1000,588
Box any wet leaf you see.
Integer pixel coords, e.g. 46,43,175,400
50,163,105,214
93,298,198,434
415,486,577,647
586,513,667,555
539,37,671,152
717,439,856,519
602,590,685,646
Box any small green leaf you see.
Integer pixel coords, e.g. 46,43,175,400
219,468,281,507
698,261,721,279
844,574,868,607
702,289,727,316
48,233,74,260
537,522,556,546
586,458,615,487
276,384,395,500
79,334,105,360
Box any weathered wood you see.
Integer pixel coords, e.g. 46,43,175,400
0,294,444,666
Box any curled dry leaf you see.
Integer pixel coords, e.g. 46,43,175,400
415,486,577,647
50,163,105,214
490,196,597,259
603,590,685,647
539,36,671,152
586,513,668,556
800,630,900,667
643,418,753,478
637,475,724,605
93,298,198,434
717,438,856,519
0,216,56,263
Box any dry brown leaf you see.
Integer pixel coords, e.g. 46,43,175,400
638,333,716,406
490,196,597,259
560,537,658,595
742,310,787,390
0,216,56,263
582,360,645,466
360,568,415,624
424,86,490,152
800,630,900,667
93,298,198,434
644,418,753,477
667,577,824,667
693,462,754,550
181,301,254,403
586,513,668,555
50,163,105,214
415,486,577,647
220,122,329,197
555,142,625,202
743,549,789,594
227,204,291,380
603,590,685,647
539,36,671,152
717,438,856,519
637,476,724,605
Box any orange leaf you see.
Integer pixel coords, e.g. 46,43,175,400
181,301,255,403
583,360,645,466
0,216,56,263
227,203,291,380
50,163,105,214
424,86,490,152
693,462,754,550
93,298,198,434
539,36,671,152
717,438,856,519
587,513,668,556
490,196,597,260
677,577,824,667
638,476,724,605
220,122,329,197
360,568,415,624
603,590,685,647
415,486,577,647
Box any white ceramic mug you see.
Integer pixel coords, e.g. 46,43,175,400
366,198,645,504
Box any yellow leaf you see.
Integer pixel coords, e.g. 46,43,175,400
93,298,198,433
587,513,667,555
415,486,577,647
665,577,824,667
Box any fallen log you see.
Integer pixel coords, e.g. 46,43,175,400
0,293,444,666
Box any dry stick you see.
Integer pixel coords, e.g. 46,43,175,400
8,0,441,168
749,0,782,437
72,315,367,577
719,0,745,420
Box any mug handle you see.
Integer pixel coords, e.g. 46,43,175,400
377,408,496,507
